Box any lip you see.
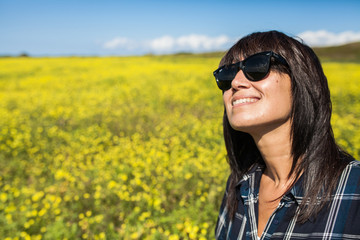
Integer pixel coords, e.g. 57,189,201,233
232,95,260,107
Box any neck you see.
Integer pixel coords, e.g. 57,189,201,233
251,120,294,186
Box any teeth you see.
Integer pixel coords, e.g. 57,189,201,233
233,98,258,105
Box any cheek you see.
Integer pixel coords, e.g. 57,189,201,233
270,85,292,116
222,92,234,122
222,91,232,107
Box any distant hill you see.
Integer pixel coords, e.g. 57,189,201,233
313,42,360,62
2,42,360,61
192,41,360,62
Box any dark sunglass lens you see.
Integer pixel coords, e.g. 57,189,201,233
244,54,270,81
215,64,238,90
216,80,231,90
217,65,238,81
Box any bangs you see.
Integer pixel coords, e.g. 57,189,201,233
219,32,290,76
220,32,282,67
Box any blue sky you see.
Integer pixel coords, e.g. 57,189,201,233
1,0,360,56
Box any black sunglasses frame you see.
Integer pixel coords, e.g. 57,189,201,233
213,51,288,91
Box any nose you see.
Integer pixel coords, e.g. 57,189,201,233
231,70,251,90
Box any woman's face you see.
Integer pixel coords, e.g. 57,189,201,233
223,69,292,136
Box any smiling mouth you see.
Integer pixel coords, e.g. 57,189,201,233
232,98,259,106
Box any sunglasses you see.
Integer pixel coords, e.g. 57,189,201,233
213,51,288,91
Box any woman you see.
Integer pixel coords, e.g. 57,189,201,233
213,31,360,239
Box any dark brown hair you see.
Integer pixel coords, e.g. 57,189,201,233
220,30,351,222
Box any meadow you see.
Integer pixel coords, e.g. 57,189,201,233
0,55,359,239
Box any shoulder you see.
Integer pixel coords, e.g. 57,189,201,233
341,160,360,181
345,159,360,169
336,160,360,194
330,160,360,234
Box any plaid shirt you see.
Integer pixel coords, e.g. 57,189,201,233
215,160,360,240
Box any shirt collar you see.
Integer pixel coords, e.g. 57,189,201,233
235,163,305,205
287,174,305,205
235,163,263,187
235,164,263,201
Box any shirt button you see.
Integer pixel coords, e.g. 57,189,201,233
273,219,279,225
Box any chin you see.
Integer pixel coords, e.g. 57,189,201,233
229,122,255,133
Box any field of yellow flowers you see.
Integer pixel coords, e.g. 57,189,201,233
0,55,359,239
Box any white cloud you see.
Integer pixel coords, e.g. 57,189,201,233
148,35,176,52
103,34,233,54
102,31,360,55
298,30,360,47
148,34,232,53
176,34,230,51
103,37,132,49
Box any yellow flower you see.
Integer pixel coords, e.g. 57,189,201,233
99,232,106,239
185,173,192,180
107,180,117,189
53,208,61,215
0,193,7,202
130,232,138,239
86,210,92,217
169,235,179,240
